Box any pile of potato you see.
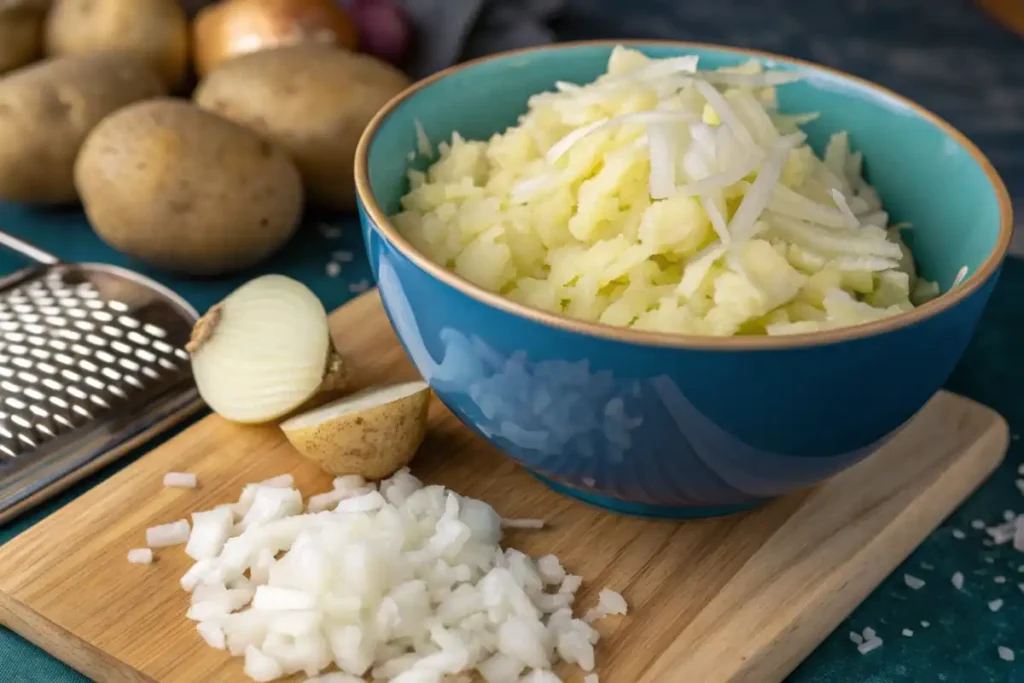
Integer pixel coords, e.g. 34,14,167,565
0,0,411,275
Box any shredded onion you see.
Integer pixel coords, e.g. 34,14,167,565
545,111,696,165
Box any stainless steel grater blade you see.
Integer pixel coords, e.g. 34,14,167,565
0,229,204,523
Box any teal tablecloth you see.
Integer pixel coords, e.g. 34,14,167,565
2,1,1023,681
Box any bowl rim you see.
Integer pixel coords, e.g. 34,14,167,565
354,39,1014,351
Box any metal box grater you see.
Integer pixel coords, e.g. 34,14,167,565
0,231,204,523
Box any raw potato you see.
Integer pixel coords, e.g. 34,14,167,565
280,381,431,479
0,52,165,204
75,98,304,275
192,0,359,77
44,0,189,89
194,44,410,210
0,10,43,75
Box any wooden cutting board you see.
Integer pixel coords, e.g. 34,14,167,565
0,290,1008,683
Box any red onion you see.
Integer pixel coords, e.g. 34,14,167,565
351,0,411,66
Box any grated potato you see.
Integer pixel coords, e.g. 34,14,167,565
393,46,940,337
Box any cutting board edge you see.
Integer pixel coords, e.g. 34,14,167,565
761,399,1008,682
0,590,155,683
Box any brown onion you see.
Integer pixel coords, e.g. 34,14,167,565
193,0,358,77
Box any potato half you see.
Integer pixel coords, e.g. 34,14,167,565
280,381,431,479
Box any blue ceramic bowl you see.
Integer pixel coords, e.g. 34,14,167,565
355,41,1013,518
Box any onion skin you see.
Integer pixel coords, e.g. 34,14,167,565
193,0,359,77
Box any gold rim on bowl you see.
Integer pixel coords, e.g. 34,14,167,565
354,39,1014,351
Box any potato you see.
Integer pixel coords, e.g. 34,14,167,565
192,0,359,78
0,10,43,75
75,98,304,275
0,52,164,204
280,381,431,479
44,0,189,89
194,44,410,210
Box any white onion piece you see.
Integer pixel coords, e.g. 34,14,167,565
260,474,294,488
188,275,349,424
675,152,763,198
127,548,153,565
646,121,680,199
500,518,546,530
693,77,754,147
701,70,803,87
147,520,190,548
769,185,857,230
830,188,860,227
545,111,696,165
164,472,198,489
727,137,794,244
186,507,235,560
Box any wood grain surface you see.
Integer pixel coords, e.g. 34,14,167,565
0,290,1009,683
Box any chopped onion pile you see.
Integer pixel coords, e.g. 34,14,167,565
393,45,945,337
157,469,625,682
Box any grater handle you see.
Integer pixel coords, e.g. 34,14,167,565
0,228,61,265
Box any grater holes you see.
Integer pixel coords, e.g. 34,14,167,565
152,340,173,355
127,331,148,346
57,329,80,341
124,375,143,389
118,316,140,329
26,335,45,346
48,396,67,409
67,386,87,401
101,325,123,338
157,358,177,372
142,323,167,338
84,300,104,310
90,395,109,409
135,348,155,363
71,344,91,357
101,368,120,382
16,372,37,384
1,381,20,394
24,388,43,402
29,405,48,419
0,445,14,459
5,397,26,410
96,351,115,364
84,377,105,392
107,300,128,312
141,367,160,380
11,415,31,430
60,369,81,383
85,334,106,347
72,405,92,419
29,349,47,361
78,359,99,373
37,363,57,375
118,358,139,372
55,353,75,367
5,333,25,343
17,433,35,448
174,348,189,361
72,320,94,332
47,339,67,352
109,386,126,399
90,310,113,323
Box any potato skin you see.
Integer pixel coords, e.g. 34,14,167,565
44,0,189,89
0,52,165,204
75,98,304,275
194,44,410,210
283,386,431,479
0,11,43,75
